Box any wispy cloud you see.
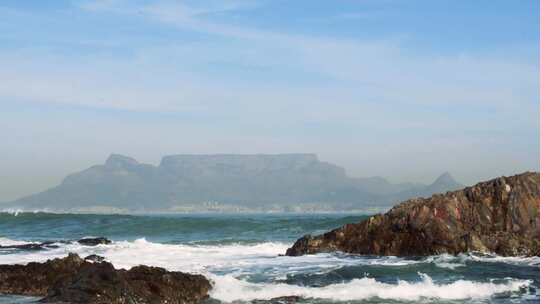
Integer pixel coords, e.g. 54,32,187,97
0,0,538,198
0,0,536,132
75,0,540,107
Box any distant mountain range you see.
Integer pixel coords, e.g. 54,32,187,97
3,154,464,213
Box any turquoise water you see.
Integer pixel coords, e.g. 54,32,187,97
0,212,538,303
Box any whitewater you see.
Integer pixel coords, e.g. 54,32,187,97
0,213,537,303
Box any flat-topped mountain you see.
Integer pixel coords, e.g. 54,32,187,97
286,172,540,257
5,154,463,213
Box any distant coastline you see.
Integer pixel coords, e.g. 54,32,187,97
4,153,463,213
0,208,384,216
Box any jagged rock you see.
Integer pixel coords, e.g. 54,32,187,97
0,253,212,304
78,237,112,246
286,172,540,257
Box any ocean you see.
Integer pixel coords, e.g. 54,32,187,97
0,212,537,303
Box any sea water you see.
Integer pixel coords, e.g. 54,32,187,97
0,212,537,303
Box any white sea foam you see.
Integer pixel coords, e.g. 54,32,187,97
425,252,540,269
0,209,51,215
0,209,21,216
0,237,35,246
0,238,419,274
210,273,531,302
0,238,534,302
466,252,540,267
425,254,467,269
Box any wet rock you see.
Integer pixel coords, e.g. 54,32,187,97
269,296,302,303
0,238,111,251
0,241,59,251
0,253,212,304
286,172,540,257
120,265,212,304
84,254,106,263
0,253,85,296
252,296,302,304
77,237,112,246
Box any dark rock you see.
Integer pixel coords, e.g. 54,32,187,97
42,260,131,304
286,172,540,257
0,253,85,296
77,237,112,246
0,253,212,304
0,241,59,251
252,296,302,304
268,296,302,303
121,265,212,304
84,254,106,263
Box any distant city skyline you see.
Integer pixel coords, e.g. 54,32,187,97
1,0,539,201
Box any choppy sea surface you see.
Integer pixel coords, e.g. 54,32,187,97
0,212,538,304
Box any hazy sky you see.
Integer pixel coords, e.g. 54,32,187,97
1,0,539,201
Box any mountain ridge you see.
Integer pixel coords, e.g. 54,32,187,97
4,153,464,213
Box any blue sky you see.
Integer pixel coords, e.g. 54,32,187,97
1,0,539,200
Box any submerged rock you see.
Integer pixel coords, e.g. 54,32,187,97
0,253,212,304
253,296,302,304
269,296,302,303
286,172,540,257
0,238,112,252
77,237,112,246
0,241,58,251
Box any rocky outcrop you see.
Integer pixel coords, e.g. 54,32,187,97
0,253,212,304
286,172,540,257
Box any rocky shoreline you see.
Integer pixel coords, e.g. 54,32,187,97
0,253,212,304
286,172,540,257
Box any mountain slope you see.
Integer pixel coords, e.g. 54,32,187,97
389,172,464,203
5,154,463,212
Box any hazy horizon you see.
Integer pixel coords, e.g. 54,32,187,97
0,151,530,202
1,0,539,201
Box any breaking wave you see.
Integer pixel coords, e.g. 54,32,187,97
0,237,535,302
426,252,540,269
0,237,35,247
211,273,530,302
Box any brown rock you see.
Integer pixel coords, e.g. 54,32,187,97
0,253,212,304
0,253,85,296
286,172,540,257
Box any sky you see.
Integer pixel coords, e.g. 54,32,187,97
1,0,539,201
